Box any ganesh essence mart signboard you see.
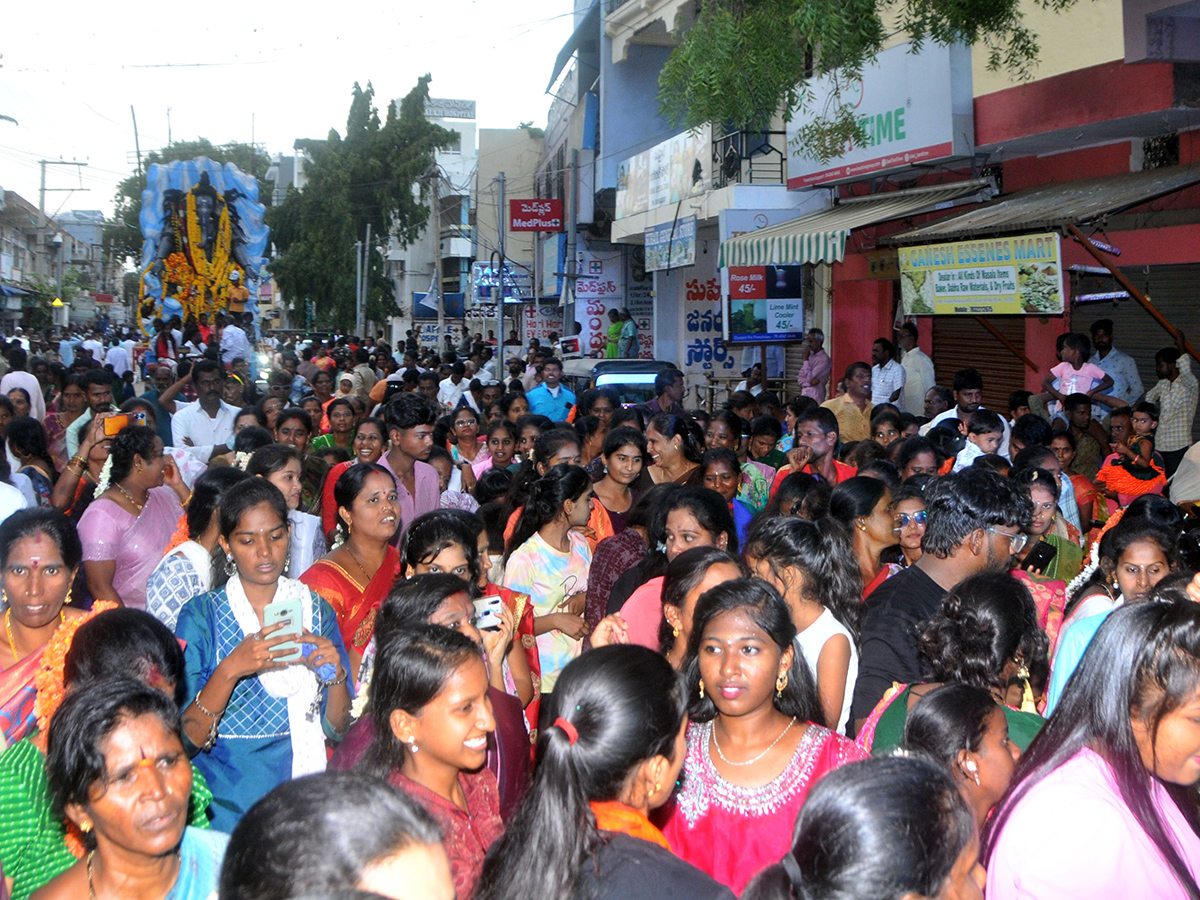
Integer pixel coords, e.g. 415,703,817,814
898,233,1064,316
786,42,973,189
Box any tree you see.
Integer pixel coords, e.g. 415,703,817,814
267,77,456,331
105,139,272,266
657,0,1075,161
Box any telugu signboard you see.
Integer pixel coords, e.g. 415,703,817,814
644,216,697,271
726,266,806,342
509,199,563,232
615,125,712,219
424,98,476,119
898,233,1064,316
786,42,973,189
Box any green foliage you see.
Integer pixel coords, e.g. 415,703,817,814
104,138,272,266
518,121,545,141
267,77,456,331
26,268,84,330
658,0,1076,162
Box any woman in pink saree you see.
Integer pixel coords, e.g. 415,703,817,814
77,426,190,610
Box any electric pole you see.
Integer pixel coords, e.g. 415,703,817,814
431,168,443,347
496,171,505,367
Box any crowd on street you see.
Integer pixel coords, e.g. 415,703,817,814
0,310,1198,900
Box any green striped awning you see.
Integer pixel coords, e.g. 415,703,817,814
718,179,994,268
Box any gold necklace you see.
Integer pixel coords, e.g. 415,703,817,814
5,608,65,666
114,482,145,512
710,716,797,767
345,544,374,583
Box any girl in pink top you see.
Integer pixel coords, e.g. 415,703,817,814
1043,332,1114,419
985,600,1200,899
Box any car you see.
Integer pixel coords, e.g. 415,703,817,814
561,358,677,407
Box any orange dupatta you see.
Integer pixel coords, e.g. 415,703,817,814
589,800,671,850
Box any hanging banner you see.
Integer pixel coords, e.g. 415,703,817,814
615,125,712,219
898,232,1063,315
576,246,624,356
644,216,697,271
625,248,654,358
726,266,806,341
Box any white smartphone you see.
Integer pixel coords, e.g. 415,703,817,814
473,594,504,631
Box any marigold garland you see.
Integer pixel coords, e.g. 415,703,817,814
163,512,190,555
1094,460,1166,497
31,600,120,751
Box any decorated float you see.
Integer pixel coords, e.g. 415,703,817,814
136,157,269,334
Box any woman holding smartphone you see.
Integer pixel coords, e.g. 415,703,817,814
78,425,191,609
175,477,352,832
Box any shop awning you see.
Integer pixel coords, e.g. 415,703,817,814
0,284,29,298
547,0,599,91
887,165,1200,244
717,179,994,268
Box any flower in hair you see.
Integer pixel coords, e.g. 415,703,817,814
235,451,252,471
94,455,114,495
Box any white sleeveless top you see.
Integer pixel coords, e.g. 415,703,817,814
794,607,858,735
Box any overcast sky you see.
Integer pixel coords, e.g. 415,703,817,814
0,0,574,219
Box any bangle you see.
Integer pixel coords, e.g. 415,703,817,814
193,691,222,752
318,671,348,689
70,455,87,469
193,691,223,720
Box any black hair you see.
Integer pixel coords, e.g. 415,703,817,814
742,757,975,900
1008,389,1033,412
506,464,591,562
857,459,901,495
796,406,839,440
503,428,582,522
828,475,890,525
763,471,819,518
750,415,783,442
918,571,1047,693
869,407,903,432
386,393,439,432
359,625,482,779
1067,518,1180,618
1051,429,1077,451
648,413,704,464
843,361,870,382
333,463,396,542
927,384,955,409
572,414,602,447
952,368,984,393
1011,413,1054,448
476,646,687,900
7,416,58,478
246,443,302,478
708,408,747,442
235,406,269,428
274,407,314,437
354,416,387,443
984,601,1200,897
609,405,644,432
1063,392,1092,412
186,465,251,543
666,486,739,556
219,477,289,540
81,368,114,393
1012,445,1058,476
498,392,529,418
926,421,966,460
577,388,618,418
46,679,183,846
743,515,862,641
601,425,646,459
1134,399,1161,422
681,579,821,723
902,682,999,776
702,445,740,477
653,368,683,395
399,510,479,583
63,608,187,707
326,396,355,425
0,506,83,570
474,466,513,506
724,391,756,414
658,547,747,657
893,435,942,474
220,771,444,900
922,467,1032,559
968,408,1005,436
108,425,159,484
233,426,275,455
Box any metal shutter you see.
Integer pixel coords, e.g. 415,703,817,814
931,316,1028,416
1071,263,1200,440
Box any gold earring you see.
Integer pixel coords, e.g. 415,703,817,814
654,781,662,793
672,624,680,638
698,679,705,699
80,821,92,833
857,520,867,531
776,673,788,697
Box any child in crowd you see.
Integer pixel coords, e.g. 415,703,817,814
953,408,1005,472
748,415,788,471
1043,332,1113,419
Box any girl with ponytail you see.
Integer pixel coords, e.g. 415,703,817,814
475,645,733,900
743,516,862,734
503,464,593,692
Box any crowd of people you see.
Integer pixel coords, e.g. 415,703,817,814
0,311,1198,900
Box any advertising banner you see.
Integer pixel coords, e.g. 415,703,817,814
615,125,712,219
786,42,973,189
509,199,563,232
523,304,564,345
726,266,806,342
576,246,624,356
644,216,697,271
898,232,1063,315
626,248,654,359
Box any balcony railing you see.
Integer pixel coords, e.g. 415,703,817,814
711,130,787,190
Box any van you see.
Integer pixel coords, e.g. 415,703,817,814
560,358,678,408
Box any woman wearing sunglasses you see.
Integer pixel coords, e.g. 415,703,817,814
890,483,927,569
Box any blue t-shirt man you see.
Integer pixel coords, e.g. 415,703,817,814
525,358,576,422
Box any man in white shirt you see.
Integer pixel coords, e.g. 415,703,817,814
739,345,785,380
897,322,935,416
105,342,130,378
219,315,253,368
81,332,104,362
870,338,907,411
437,361,469,411
924,367,1012,459
171,360,239,463
0,348,46,421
